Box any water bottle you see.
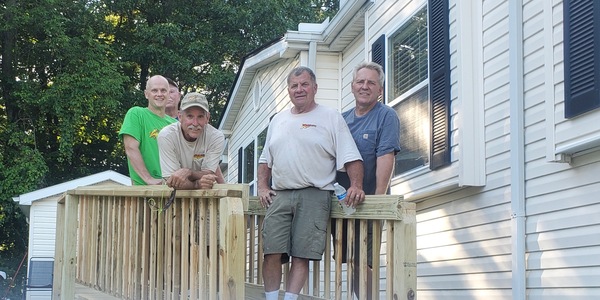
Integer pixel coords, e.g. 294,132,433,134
333,182,356,215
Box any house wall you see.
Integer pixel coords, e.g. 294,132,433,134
29,198,59,258
224,0,600,298
523,0,600,298
226,58,295,184
415,1,512,297
338,0,600,298
314,53,343,109
382,0,600,298
340,32,366,112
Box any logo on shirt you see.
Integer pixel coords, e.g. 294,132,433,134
301,123,317,129
149,129,160,139
193,154,205,161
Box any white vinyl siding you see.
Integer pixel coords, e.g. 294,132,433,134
227,59,293,183
340,33,365,112
552,0,600,156
314,53,342,109
414,0,513,298
525,0,600,298
29,199,59,258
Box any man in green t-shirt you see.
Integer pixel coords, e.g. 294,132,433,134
119,75,177,185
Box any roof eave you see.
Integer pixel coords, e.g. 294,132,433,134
13,170,131,206
218,0,369,132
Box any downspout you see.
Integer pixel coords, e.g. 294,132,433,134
308,41,317,71
508,0,526,298
364,0,371,62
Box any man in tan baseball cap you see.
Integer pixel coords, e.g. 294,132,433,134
158,92,225,189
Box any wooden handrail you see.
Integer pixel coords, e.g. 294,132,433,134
53,186,245,300
244,194,416,300
53,184,416,300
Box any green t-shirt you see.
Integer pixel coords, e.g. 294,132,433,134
119,107,177,185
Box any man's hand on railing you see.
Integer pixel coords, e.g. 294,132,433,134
165,169,218,189
345,185,365,208
165,169,192,188
197,173,218,189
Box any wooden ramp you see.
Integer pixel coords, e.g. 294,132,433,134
75,283,120,300
245,283,326,300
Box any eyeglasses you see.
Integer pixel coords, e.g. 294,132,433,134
145,188,176,213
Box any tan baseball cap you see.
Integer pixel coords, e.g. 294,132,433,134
180,92,209,112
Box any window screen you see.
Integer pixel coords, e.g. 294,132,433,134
389,7,428,100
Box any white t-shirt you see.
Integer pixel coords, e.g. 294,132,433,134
259,104,362,191
158,122,225,178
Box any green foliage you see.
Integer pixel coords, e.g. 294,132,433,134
0,202,28,299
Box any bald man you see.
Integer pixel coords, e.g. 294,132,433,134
119,75,177,185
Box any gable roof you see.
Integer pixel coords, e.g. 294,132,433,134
218,0,368,134
13,170,131,206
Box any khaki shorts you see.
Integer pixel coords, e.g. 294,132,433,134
262,187,331,261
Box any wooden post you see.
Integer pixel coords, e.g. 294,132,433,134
57,193,79,299
219,196,245,299
52,194,66,300
389,201,417,300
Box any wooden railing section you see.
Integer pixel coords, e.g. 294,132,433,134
52,185,246,300
53,184,416,300
244,194,416,300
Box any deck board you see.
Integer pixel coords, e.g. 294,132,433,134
75,283,121,300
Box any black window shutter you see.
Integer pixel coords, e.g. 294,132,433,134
371,34,386,72
428,0,451,170
564,0,600,118
372,34,386,102
237,147,243,183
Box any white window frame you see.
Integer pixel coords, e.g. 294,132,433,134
387,4,431,177
546,0,600,161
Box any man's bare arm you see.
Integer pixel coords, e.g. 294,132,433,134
257,163,275,208
123,135,162,185
344,160,365,207
375,152,395,195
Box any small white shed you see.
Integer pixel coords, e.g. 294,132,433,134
13,170,130,299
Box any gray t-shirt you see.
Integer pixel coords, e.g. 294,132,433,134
336,102,401,194
158,122,225,178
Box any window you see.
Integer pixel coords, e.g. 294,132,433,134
394,86,430,173
390,8,429,100
564,0,600,118
239,127,268,195
253,80,261,112
373,0,450,176
243,142,254,184
387,6,430,175
257,127,267,164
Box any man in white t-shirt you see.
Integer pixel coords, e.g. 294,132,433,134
258,66,365,300
158,92,225,189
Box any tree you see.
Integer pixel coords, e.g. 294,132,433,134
101,0,338,125
1,1,127,297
